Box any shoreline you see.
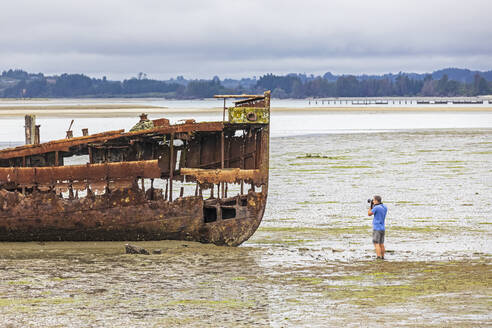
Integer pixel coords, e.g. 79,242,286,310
0,105,492,117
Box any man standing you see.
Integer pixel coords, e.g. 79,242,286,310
368,195,388,260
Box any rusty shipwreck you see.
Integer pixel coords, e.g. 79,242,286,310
0,92,271,246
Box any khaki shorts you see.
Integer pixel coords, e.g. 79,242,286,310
373,230,385,244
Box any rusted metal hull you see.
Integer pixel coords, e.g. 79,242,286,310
0,187,266,246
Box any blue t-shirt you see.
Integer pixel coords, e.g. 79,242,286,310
372,204,387,231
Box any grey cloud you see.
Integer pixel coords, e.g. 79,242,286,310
1,0,491,78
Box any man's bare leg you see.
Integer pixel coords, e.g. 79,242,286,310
380,244,385,259
374,243,381,258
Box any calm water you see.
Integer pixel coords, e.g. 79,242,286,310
0,108,491,327
1,110,492,143
1,97,492,108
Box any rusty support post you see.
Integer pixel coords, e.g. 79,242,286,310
221,131,225,169
150,178,154,200
221,131,225,198
69,183,74,200
54,151,59,166
164,180,168,200
240,180,244,195
225,183,228,198
195,183,198,196
22,156,26,167
180,186,184,198
253,130,257,167
241,131,246,169
66,120,74,139
88,147,93,164
85,182,91,198
24,115,35,145
169,133,174,202
141,178,145,191
34,125,40,145
223,98,226,122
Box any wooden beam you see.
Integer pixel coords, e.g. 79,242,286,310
214,94,264,99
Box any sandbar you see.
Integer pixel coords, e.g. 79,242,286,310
0,104,491,117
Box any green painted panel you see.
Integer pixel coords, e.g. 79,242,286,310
228,107,270,124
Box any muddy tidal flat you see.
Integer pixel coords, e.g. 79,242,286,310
1,119,491,326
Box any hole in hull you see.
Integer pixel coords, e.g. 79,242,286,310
221,207,236,220
203,206,217,223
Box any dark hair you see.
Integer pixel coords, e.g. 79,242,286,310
374,195,382,203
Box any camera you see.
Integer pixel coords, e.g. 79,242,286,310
367,198,374,209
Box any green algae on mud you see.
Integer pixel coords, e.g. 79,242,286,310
296,154,352,160
267,260,492,308
0,297,76,307
389,225,451,233
257,226,371,235
329,165,372,169
321,261,492,307
296,200,339,205
251,238,314,246
166,299,255,309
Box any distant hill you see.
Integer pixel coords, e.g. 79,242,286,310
320,68,492,83
1,67,491,99
431,68,492,83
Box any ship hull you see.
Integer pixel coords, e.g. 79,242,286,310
0,187,267,246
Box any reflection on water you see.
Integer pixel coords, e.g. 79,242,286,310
0,112,491,326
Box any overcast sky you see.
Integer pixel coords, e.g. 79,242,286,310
1,0,491,80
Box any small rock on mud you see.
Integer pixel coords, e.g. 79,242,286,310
125,244,149,255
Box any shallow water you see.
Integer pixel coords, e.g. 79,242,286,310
0,113,491,326
1,110,492,142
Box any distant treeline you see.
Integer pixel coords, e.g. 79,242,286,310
0,68,491,99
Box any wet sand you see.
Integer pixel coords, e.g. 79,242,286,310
0,242,490,327
1,124,491,326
